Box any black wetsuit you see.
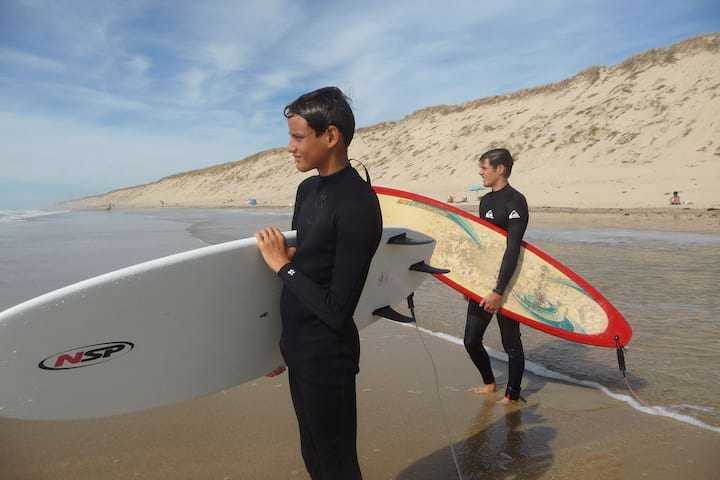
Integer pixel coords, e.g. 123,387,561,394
277,165,382,480
464,184,528,400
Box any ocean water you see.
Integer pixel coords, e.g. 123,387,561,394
0,208,290,308
1,208,718,432
412,226,720,432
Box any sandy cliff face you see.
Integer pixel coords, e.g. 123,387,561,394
67,34,720,209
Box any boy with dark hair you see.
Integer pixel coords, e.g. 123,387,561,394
256,86,382,479
464,148,528,404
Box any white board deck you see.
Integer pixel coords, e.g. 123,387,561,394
0,226,436,420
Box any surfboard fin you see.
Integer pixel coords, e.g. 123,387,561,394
409,261,450,275
615,336,627,377
372,306,415,323
387,232,434,245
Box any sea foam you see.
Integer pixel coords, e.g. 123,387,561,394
0,210,70,223
400,323,720,434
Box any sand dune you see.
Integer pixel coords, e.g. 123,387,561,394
66,34,720,210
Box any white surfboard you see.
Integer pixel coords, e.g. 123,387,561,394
0,226,436,420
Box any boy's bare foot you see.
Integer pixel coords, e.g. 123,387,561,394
468,383,497,394
497,395,518,405
265,365,286,378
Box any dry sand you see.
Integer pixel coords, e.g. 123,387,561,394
527,208,720,233
1,320,717,479
527,206,719,234
65,34,720,211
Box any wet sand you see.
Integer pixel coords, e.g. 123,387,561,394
1,320,717,479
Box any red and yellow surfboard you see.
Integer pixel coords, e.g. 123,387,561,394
374,186,632,348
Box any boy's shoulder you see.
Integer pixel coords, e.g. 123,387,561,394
505,185,528,204
296,175,319,194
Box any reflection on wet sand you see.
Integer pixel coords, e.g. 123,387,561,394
459,403,555,479
398,400,556,479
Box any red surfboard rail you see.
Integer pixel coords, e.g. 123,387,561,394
373,185,632,348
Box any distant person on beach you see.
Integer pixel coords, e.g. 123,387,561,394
255,87,381,480
447,194,455,203
465,148,528,404
670,191,681,205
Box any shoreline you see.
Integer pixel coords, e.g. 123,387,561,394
64,203,720,215
65,204,720,234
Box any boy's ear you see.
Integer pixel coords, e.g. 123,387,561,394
326,125,341,148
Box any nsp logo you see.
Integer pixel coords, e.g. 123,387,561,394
39,342,134,370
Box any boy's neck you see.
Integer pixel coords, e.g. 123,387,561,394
491,178,509,192
317,151,350,176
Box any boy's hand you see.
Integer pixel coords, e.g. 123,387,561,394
479,292,502,314
255,228,296,272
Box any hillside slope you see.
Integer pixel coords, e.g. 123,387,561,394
67,34,720,209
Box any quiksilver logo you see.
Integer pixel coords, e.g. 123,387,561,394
485,210,494,220
39,342,134,370
509,210,521,219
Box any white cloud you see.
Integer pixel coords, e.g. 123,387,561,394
177,68,211,105
0,48,65,73
0,111,260,191
204,43,251,73
125,55,151,77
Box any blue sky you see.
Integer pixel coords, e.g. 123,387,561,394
1,0,718,208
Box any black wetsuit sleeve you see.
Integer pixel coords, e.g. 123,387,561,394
278,199,381,332
494,196,529,294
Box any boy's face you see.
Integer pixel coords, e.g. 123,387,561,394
287,115,330,173
479,159,504,188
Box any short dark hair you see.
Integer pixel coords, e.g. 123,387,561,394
284,86,356,146
673,191,678,195
479,148,514,178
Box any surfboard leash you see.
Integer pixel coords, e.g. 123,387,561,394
407,293,465,480
350,158,372,185
615,336,647,407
